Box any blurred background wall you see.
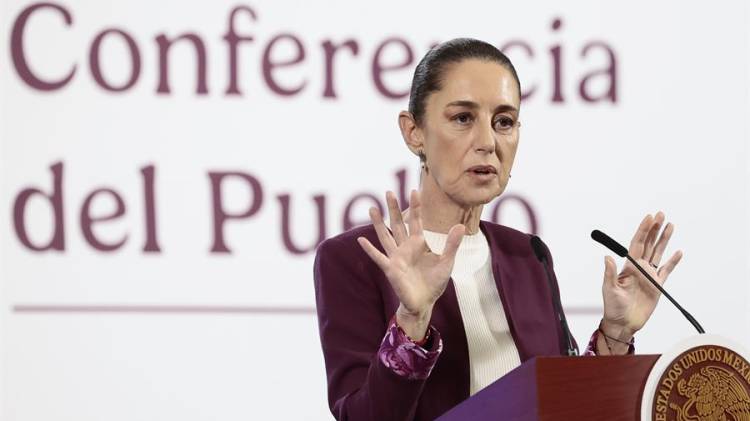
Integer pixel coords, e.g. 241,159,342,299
1,0,748,419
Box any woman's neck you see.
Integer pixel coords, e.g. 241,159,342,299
409,168,484,235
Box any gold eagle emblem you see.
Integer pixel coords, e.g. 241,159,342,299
669,366,750,421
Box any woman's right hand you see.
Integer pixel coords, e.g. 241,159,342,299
357,189,465,340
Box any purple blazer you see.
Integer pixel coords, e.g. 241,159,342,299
313,219,576,420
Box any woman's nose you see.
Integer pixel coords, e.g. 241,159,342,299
475,126,496,154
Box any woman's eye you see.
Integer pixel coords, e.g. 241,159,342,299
494,117,515,131
453,113,473,124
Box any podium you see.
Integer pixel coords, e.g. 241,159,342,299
437,355,660,421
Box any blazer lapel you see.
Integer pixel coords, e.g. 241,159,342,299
430,276,471,401
480,220,564,361
480,220,528,360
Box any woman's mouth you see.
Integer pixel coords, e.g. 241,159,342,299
466,165,498,182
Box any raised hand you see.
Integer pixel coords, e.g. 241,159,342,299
356,189,465,339
601,211,684,340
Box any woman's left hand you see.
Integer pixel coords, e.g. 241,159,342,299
600,211,684,340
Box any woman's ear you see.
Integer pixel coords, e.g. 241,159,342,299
398,111,423,157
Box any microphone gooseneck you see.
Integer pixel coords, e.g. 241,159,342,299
590,229,705,334
590,230,628,257
530,236,579,356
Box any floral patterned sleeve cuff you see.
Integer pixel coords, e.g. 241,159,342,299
377,315,443,380
582,328,635,356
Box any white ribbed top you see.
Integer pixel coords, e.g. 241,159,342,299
385,216,522,395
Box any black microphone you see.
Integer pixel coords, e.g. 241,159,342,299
590,229,705,334
530,236,579,356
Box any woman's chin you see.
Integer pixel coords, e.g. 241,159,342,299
461,186,503,206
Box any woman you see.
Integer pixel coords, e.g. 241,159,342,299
313,38,682,420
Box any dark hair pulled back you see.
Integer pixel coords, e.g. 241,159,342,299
408,38,521,127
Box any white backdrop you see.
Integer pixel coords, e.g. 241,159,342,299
1,0,749,420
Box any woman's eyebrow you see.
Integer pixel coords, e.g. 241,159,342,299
445,100,518,114
445,100,479,109
493,104,518,114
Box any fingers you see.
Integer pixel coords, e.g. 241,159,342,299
385,191,408,245
441,224,466,262
643,211,665,261
657,250,683,282
369,207,397,256
357,236,390,271
628,214,654,258
650,222,674,267
603,255,618,286
407,189,424,237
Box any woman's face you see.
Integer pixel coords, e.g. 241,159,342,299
418,59,521,207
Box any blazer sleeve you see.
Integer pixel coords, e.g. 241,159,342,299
313,235,432,421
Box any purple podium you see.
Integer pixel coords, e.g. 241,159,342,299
437,355,660,421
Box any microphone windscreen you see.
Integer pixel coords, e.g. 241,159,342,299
590,230,628,257
530,235,547,262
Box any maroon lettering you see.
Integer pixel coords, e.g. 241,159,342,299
489,193,539,234
89,28,141,92
342,193,382,231
11,2,76,91
155,33,208,95
500,40,536,101
321,39,359,98
262,33,307,96
278,194,326,254
223,5,257,95
549,18,564,103
579,41,618,103
372,37,413,99
208,171,264,253
13,161,66,251
80,188,128,251
141,165,160,252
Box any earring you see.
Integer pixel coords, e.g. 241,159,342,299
418,150,428,173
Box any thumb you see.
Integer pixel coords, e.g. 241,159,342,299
441,224,466,262
604,255,617,284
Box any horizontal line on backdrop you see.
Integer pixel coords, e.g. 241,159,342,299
12,304,317,314
12,304,603,315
